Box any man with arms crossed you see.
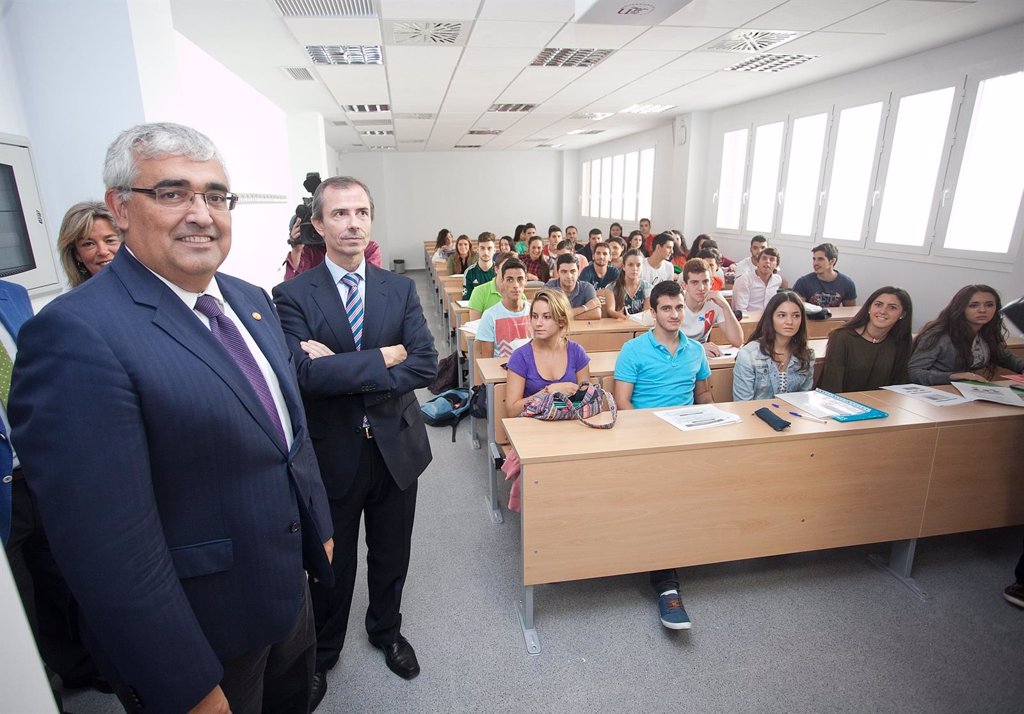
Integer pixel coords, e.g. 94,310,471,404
273,176,437,707
10,123,334,713
614,280,713,631
792,242,857,307
476,258,530,359
679,258,743,357
732,247,783,313
547,253,602,320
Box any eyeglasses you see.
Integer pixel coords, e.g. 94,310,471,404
128,187,239,211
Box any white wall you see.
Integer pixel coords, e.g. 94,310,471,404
700,23,1024,331
0,9,27,136
336,149,563,269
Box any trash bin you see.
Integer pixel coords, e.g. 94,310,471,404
392,259,406,274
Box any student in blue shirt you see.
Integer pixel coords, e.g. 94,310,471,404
612,280,712,632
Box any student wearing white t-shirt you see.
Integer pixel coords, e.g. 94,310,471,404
640,233,676,286
679,259,743,357
476,258,530,359
732,247,783,313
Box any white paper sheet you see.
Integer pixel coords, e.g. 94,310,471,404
881,384,967,406
952,381,1024,408
653,405,742,431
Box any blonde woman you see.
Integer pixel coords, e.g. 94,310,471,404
57,201,122,287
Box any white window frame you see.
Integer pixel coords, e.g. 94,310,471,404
775,111,833,245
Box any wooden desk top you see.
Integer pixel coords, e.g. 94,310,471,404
477,339,830,384
864,385,1024,425
739,305,859,325
504,392,934,464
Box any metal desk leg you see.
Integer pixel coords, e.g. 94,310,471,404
516,585,542,655
484,382,503,524
467,336,481,449
868,539,930,601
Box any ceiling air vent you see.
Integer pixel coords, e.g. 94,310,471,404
568,129,604,135
351,119,392,127
275,0,375,18
394,112,434,120
724,53,818,73
389,21,468,45
398,139,425,144
488,103,536,113
706,29,802,53
343,104,390,112
455,144,481,149
531,48,613,68
535,144,562,149
570,112,613,121
468,129,502,136
307,45,383,65
369,145,395,151
361,130,394,136
284,67,315,81
330,120,349,126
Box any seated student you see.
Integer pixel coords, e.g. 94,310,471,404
463,232,497,300
602,249,652,319
613,280,712,631
555,239,589,271
679,258,742,357
607,236,626,270
817,286,913,392
909,284,1024,384
578,228,602,262
669,230,689,272
468,251,516,319
512,224,527,254
565,225,580,248
731,234,765,277
689,234,713,257
543,224,563,259
627,230,647,256
476,258,530,359
498,235,514,254
640,233,676,286
521,235,551,283
546,253,602,320
579,241,620,290
731,247,782,313
505,288,591,417
792,242,857,307
609,222,624,243
431,228,454,262
446,234,476,275
733,292,815,401
693,246,725,291
638,217,655,253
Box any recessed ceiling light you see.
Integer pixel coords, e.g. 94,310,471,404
468,129,502,136
620,104,675,114
393,112,434,120
724,53,818,73
455,144,482,149
368,145,395,151
330,120,348,127
534,144,563,149
567,129,605,135
306,45,383,65
343,104,390,112
398,139,425,144
488,103,537,113
570,112,613,121
531,48,613,68
361,130,394,136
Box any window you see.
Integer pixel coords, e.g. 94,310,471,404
579,148,656,222
779,113,828,237
822,102,883,243
715,128,748,230
942,71,1024,254
874,87,955,248
745,122,785,233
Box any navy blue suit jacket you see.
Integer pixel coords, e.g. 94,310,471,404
8,250,332,712
273,261,437,499
0,279,32,545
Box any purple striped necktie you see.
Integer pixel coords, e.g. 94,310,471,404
194,294,286,447
341,273,363,350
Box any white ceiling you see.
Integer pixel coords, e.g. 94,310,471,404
168,0,1024,154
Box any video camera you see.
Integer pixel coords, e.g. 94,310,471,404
289,172,324,246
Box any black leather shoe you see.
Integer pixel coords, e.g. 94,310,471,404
373,635,420,680
309,670,328,712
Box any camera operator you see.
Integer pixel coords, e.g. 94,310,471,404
283,171,383,279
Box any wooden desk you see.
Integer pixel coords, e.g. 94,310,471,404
710,305,858,343
504,395,940,653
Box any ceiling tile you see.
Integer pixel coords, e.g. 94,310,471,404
379,0,482,20
318,65,391,105
467,20,563,48
478,0,573,22
827,0,962,33
662,0,791,28
664,51,748,71
750,0,886,32
458,46,539,68
623,25,731,51
547,22,648,50
498,66,589,104
780,31,884,54
284,18,382,45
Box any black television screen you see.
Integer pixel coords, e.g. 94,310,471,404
0,162,37,277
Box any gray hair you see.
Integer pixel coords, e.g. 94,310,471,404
311,176,375,221
102,123,226,199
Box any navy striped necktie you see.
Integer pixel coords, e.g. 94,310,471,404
341,273,363,350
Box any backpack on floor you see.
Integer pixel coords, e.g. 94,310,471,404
420,388,471,442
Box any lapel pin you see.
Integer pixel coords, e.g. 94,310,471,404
252,311,262,320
